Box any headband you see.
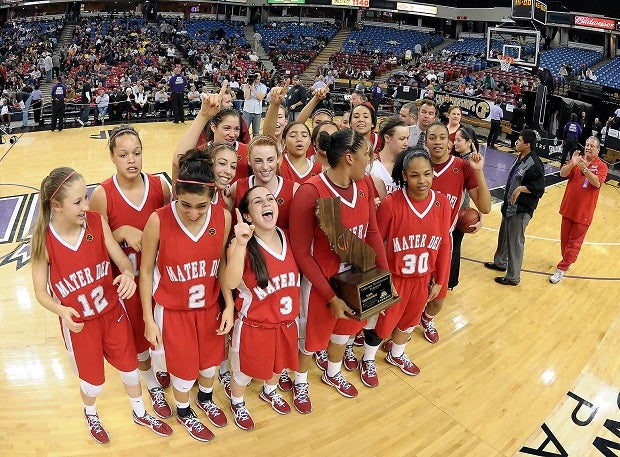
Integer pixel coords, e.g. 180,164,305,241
249,135,277,147
312,108,334,119
49,171,77,202
176,179,216,187
109,126,138,143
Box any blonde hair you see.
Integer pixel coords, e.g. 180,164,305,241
31,167,83,262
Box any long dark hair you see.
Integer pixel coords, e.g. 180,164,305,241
237,186,271,288
205,108,242,143
317,128,366,168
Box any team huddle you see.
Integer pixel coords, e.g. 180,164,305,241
30,87,496,445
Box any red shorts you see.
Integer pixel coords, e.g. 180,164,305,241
61,303,138,385
156,304,225,381
230,317,299,380
374,275,431,339
302,280,366,353
120,287,150,354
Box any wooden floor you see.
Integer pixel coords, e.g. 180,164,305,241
1,123,619,457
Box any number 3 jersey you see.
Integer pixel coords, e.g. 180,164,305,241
153,203,225,310
236,228,301,324
377,189,452,284
46,211,118,322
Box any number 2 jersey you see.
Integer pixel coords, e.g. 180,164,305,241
153,203,225,310
236,227,301,324
46,211,118,322
377,189,452,285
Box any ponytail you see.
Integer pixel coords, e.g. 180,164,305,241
31,167,83,262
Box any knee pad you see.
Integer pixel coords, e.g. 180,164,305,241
171,375,196,393
119,369,140,386
363,329,383,347
401,326,415,334
80,380,103,398
198,367,216,379
329,334,350,345
137,350,150,363
233,371,252,387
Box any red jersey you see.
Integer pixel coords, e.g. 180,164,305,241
377,189,452,285
100,172,165,274
559,157,608,225
279,154,322,184
210,188,228,210
153,203,225,310
46,211,118,322
235,176,295,230
305,173,373,279
236,228,300,324
432,155,478,230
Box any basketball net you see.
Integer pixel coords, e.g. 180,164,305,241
498,55,515,71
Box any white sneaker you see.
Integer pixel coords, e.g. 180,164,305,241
549,269,565,284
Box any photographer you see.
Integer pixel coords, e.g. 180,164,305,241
242,73,267,137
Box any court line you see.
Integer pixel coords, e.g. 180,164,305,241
0,132,23,163
463,257,620,281
480,227,620,246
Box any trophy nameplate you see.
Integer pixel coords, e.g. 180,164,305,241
317,197,400,320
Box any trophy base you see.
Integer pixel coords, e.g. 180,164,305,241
330,268,401,321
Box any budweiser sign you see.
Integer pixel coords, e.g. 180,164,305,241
574,15,615,30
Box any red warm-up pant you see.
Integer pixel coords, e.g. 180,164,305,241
558,216,590,271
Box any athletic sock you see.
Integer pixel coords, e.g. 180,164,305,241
391,342,407,358
129,396,146,417
140,367,160,391
294,371,308,385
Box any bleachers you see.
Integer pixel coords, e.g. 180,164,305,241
331,52,395,78
183,19,247,46
256,21,339,52
445,38,487,55
593,57,620,90
538,47,603,78
470,68,538,104
342,25,436,54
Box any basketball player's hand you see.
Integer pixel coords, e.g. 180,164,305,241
313,85,328,101
216,307,234,335
470,214,484,234
113,272,136,299
469,150,484,169
120,226,143,252
200,90,222,119
269,80,289,106
329,296,355,320
60,306,84,333
233,208,255,246
427,283,442,302
145,321,162,348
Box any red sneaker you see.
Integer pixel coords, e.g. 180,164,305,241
84,411,110,444
359,359,379,388
292,382,312,414
320,371,358,398
230,402,255,430
196,398,228,427
259,387,291,415
149,387,172,419
156,371,170,388
313,350,328,371
382,339,393,353
133,412,173,437
176,409,215,442
385,352,420,376
218,371,232,399
353,331,365,347
420,317,439,344
342,344,358,371
278,370,293,392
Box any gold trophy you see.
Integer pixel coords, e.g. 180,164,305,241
316,197,400,320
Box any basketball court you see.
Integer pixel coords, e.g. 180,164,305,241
0,122,618,456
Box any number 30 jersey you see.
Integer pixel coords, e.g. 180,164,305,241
236,228,301,325
153,203,225,311
377,189,451,282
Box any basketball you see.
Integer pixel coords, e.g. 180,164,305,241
456,207,481,233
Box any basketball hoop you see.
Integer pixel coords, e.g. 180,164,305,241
498,55,515,71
